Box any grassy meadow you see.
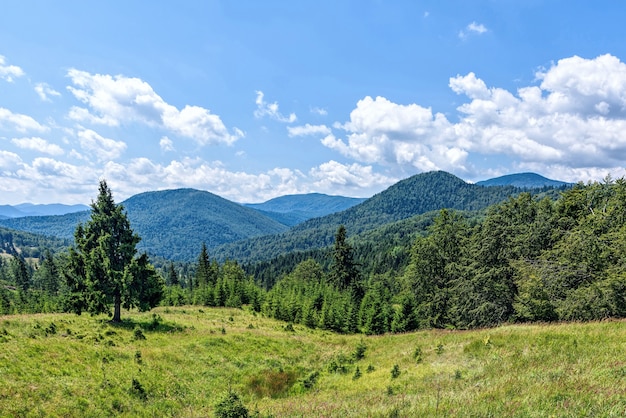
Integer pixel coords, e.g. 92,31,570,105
1,307,625,417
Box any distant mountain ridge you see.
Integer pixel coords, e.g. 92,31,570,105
476,172,570,188
0,171,572,263
214,171,542,264
0,203,89,219
0,189,289,261
244,193,367,226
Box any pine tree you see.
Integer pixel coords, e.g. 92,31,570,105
196,243,211,288
64,180,164,322
12,255,30,292
329,225,362,300
167,261,179,286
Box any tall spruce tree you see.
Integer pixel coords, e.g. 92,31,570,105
329,225,362,300
64,180,163,322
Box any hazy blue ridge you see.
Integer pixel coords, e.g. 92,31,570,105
244,193,367,226
476,172,571,188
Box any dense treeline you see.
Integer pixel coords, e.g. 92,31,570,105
3,178,625,335
261,178,626,332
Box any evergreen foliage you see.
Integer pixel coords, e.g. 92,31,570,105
63,180,164,322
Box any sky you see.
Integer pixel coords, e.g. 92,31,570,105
2,1,626,205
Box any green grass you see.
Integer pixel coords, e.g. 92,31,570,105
1,308,625,417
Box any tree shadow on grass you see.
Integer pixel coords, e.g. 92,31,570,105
101,313,186,334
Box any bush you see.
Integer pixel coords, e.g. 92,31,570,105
390,364,400,379
214,390,249,418
133,327,146,341
352,339,367,361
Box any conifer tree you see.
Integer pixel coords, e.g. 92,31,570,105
64,180,164,322
329,225,362,300
167,261,179,286
12,255,31,292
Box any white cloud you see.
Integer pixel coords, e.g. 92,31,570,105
101,157,306,203
77,128,127,161
310,107,328,116
66,69,243,145
459,21,488,39
11,137,64,156
0,108,49,133
309,160,396,196
287,124,331,137
34,83,61,101
324,96,464,173
0,55,24,82
254,91,297,123
159,136,175,152
0,150,23,173
320,54,626,184
450,55,626,171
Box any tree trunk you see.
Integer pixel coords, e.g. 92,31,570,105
112,294,121,322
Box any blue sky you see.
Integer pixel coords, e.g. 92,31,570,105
2,1,626,204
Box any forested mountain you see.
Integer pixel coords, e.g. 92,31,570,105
0,188,289,261
122,189,289,260
0,226,70,258
244,193,367,226
215,171,546,264
476,172,570,188
0,211,91,240
0,172,567,264
0,203,89,218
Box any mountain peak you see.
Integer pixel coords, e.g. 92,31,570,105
476,172,570,188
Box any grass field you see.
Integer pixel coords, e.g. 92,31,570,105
1,306,625,417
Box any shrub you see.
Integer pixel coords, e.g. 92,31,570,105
352,339,367,361
390,364,400,379
214,390,249,418
413,346,423,363
133,327,146,341
130,378,147,400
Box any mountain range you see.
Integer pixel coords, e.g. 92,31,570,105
0,203,90,219
0,171,570,263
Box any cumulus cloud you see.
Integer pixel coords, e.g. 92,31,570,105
0,150,23,173
159,136,175,152
287,124,331,137
323,96,465,173
0,108,49,133
0,55,24,82
77,128,127,161
320,54,626,183
11,137,64,156
459,22,488,39
450,54,626,172
66,69,243,145
254,91,297,123
309,160,396,195
35,83,61,101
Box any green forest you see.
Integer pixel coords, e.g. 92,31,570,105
1,176,625,334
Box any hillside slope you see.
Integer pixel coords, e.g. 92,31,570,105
215,171,530,263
